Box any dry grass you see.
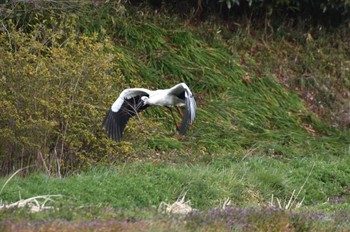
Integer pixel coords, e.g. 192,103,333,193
0,195,62,213
269,163,315,210
1,168,61,213
159,193,195,215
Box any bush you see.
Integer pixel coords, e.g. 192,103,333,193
0,16,133,176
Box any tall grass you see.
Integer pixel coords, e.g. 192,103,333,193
111,15,349,161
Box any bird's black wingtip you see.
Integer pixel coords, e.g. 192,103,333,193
179,115,191,135
102,109,122,142
179,97,192,135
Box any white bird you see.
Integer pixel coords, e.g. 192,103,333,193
103,82,197,141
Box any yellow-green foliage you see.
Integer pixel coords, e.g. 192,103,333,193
0,17,135,175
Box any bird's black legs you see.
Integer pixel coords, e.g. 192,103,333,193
166,107,180,130
176,106,183,119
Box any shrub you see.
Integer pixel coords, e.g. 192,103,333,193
0,16,133,176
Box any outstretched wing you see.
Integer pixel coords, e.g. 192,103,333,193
102,88,151,141
169,83,197,135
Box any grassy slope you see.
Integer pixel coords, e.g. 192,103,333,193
1,3,350,231
106,12,349,158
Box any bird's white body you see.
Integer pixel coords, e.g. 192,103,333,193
144,90,185,106
103,82,196,141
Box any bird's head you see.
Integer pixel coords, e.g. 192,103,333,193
141,96,149,106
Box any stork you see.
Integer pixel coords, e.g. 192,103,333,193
102,82,196,141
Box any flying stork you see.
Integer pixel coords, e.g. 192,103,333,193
102,82,197,141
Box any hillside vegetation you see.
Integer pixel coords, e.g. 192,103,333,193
0,1,349,231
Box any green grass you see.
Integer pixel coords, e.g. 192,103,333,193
1,156,349,230
1,155,349,209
